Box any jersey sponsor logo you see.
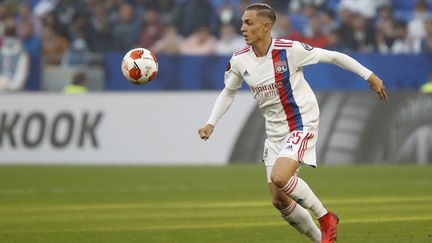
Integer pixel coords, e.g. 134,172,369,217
300,42,313,51
275,60,288,74
251,82,282,99
251,82,282,93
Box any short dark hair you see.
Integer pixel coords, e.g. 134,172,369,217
246,3,276,25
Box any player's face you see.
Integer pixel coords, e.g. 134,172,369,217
240,10,270,46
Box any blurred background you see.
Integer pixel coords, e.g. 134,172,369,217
0,0,432,165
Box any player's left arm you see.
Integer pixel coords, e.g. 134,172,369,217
290,41,388,100
317,49,388,100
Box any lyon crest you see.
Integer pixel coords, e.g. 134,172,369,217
275,60,288,73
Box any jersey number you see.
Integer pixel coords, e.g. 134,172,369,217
287,131,302,145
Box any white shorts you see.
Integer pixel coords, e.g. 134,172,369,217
263,130,318,183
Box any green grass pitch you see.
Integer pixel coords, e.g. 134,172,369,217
0,164,431,243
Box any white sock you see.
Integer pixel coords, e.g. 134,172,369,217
281,201,322,243
280,176,327,219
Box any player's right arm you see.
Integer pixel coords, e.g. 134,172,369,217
198,57,243,141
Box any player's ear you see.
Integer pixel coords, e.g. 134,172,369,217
263,21,272,32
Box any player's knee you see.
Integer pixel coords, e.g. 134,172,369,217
272,199,284,210
270,172,289,188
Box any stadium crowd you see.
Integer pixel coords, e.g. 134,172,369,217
0,0,432,91
1,0,432,59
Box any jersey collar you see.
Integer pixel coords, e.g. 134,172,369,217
252,38,274,58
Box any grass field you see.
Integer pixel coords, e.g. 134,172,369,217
0,164,431,243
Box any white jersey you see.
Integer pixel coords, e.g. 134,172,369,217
222,39,371,142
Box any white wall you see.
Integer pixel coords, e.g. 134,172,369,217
0,92,255,165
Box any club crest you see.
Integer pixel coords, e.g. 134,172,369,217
275,60,288,74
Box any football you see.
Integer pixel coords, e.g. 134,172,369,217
121,48,158,84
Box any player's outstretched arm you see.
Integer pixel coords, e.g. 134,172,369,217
315,49,388,101
367,73,388,100
198,88,236,141
198,124,214,141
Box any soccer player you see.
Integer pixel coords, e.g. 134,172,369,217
198,3,388,243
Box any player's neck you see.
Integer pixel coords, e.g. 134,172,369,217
252,36,272,57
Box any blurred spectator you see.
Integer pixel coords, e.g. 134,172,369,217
15,1,36,28
61,30,91,67
344,14,375,52
18,19,41,65
112,2,141,51
135,0,159,11
32,0,57,35
180,26,217,55
177,0,213,37
262,0,289,13
151,25,183,55
2,0,432,74
337,7,353,46
272,12,291,38
289,0,324,12
18,18,42,90
326,29,346,51
0,18,29,92
391,20,415,54
89,3,115,52
375,4,396,53
137,8,165,49
421,18,432,57
339,0,389,19
33,0,56,18
41,25,69,65
214,22,244,55
233,0,253,32
52,0,79,32
420,72,432,93
68,12,93,49
158,0,181,25
408,0,431,54
217,1,235,25
289,4,318,35
296,13,329,48
63,71,88,94
40,11,68,39
320,9,337,34
0,2,8,42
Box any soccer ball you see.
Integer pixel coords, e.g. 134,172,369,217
121,48,158,84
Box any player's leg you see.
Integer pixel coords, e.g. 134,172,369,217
271,157,339,243
268,182,321,243
271,157,327,219
271,131,339,243
264,140,321,242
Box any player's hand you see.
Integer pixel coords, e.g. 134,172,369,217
367,73,388,101
198,124,214,141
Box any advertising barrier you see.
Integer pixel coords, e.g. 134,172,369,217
0,92,255,165
1,92,431,165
